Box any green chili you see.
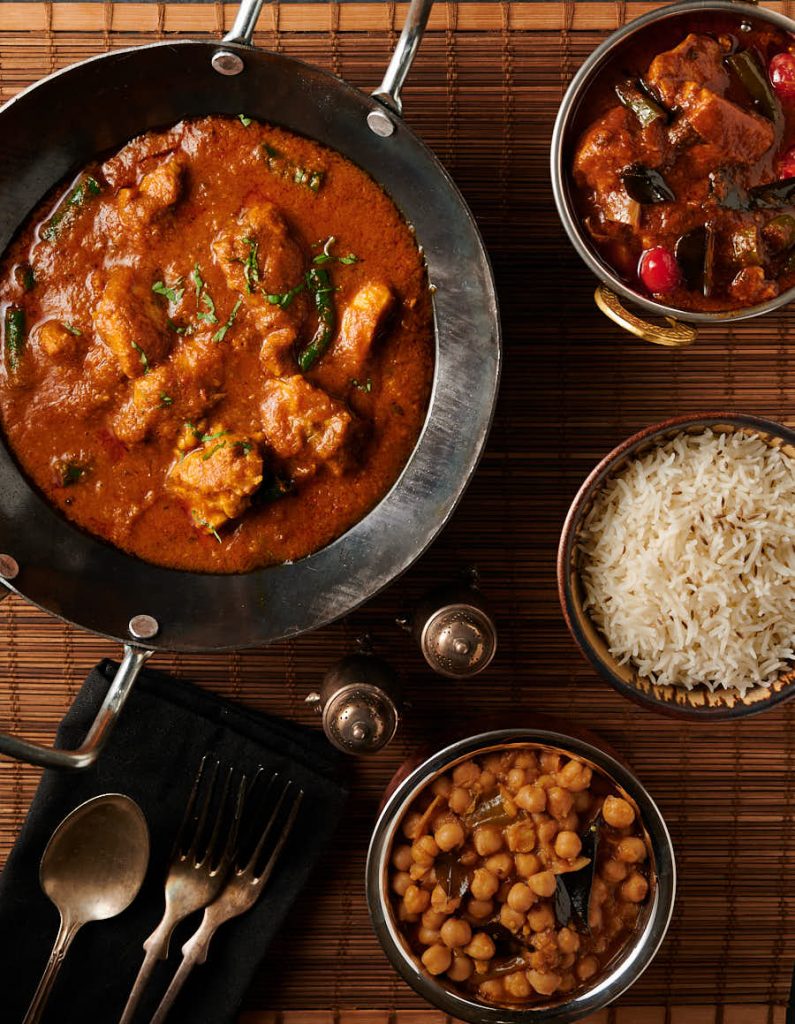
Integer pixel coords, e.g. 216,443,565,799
614,78,668,128
726,50,779,121
40,174,102,242
297,267,336,371
4,305,26,378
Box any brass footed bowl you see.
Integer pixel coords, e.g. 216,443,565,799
557,413,795,719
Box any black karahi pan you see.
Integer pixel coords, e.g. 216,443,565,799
0,0,501,769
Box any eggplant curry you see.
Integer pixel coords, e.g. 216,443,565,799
572,18,795,311
0,116,433,573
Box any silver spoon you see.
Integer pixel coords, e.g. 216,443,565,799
23,793,150,1024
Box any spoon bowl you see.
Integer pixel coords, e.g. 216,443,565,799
23,794,149,1024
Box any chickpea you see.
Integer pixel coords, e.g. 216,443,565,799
528,870,557,898
559,812,580,832
528,904,555,932
507,767,526,791
547,786,574,819
515,853,542,877
418,925,441,945
411,835,439,867
602,858,629,883
591,876,609,905
421,943,452,976
448,786,471,815
401,811,423,840
617,837,647,863
479,979,505,1001
391,844,412,871
507,882,535,913
576,955,599,981
540,751,561,773
392,871,412,896
398,901,419,923
459,846,479,867
447,951,474,982
465,932,496,961
588,905,602,931
559,952,576,970
479,770,498,793
468,898,494,919
527,969,561,996
471,867,500,901
474,826,504,857
482,752,505,774
484,852,514,879
621,901,640,925
404,883,431,915
497,879,513,903
500,903,525,931
516,784,546,813
452,761,480,787
557,927,580,954
434,819,465,852
440,917,472,948
514,751,537,771
504,970,531,999
603,795,635,829
537,819,559,845
554,830,582,860
505,820,536,853
559,972,576,994
557,759,593,792
621,872,649,903
574,790,592,813
536,773,556,790
432,775,452,798
431,884,460,914
409,863,430,882
422,908,447,930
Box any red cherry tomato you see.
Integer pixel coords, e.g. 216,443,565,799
769,52,795,100
780,145,795,179
638,246,680,295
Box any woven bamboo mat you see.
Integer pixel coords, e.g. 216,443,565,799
1,2,795,1020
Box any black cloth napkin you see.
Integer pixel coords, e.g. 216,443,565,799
0,659,349,1024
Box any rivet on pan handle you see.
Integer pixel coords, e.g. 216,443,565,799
0,643,152,771
594,284,698,348
368,0,434,136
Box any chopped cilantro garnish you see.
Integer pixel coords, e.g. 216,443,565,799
62,322,82,336
213,298,243,343
238,114,253,127
167,318,191,335
202,440,227,461
185,420,203,439
239,236,260,294
130,340,149,374
61,461,85,486
234,439,254,456
313,236,360,266
152,279,185,305
197,291,217,325
352,377,372,393
200,429,228,443
191,509,222,543
159,392,174,407
192,264,204,299
266,281,306,309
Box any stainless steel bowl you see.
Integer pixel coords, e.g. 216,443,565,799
557,412,795,719
366,728,676,1023
550,0,795,348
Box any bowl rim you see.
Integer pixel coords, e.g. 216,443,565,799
556,412,795,720
365,728,677,1024
549,0,795,325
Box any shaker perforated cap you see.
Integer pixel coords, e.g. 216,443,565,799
420,603,497,678
321,684,399,754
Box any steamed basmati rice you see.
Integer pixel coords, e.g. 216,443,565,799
578,429,795,692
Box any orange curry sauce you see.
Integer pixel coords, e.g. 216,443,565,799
0,116,433,572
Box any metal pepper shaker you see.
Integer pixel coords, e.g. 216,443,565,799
305,642,401,754
400,570,497,678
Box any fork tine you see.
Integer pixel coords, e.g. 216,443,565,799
186,757,220,862
252,785,304,884
246,780,303,878
173,754,213,858
201,764,234,868
213,770,247,872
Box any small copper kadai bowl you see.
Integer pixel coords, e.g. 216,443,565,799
557,412,795,720
365,727,676,1024
549,0,795,349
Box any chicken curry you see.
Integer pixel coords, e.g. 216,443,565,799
0,116,433,573
572,17,795,311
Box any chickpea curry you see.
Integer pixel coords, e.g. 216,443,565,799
0,116,433,572
388,744,652,1007
572,17,795,311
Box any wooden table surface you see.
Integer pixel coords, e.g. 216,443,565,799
0,3,794,1021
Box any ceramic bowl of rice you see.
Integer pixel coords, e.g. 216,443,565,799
557,413,795,718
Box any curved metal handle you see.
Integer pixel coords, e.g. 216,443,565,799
594,285,698,348
23,914,81,1024
224,0,266,47
0,645,152,770
371,0,434,115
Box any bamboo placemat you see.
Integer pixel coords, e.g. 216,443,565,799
1,3,794,1020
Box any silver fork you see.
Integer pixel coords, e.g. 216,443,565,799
119,757,245,1024
148,775,304,1024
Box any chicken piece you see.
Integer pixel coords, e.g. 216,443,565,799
728,266,779,306
677,84,774,162
171,338,226,418
168,431,263,531
260,375,356,480
573,107,667,223
259,325,299,377
212,201,306,299
117,156,187,229
94,266,171,378
332,282,395,378
646,33,729,108
111,366,172,444
35,319,83,362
